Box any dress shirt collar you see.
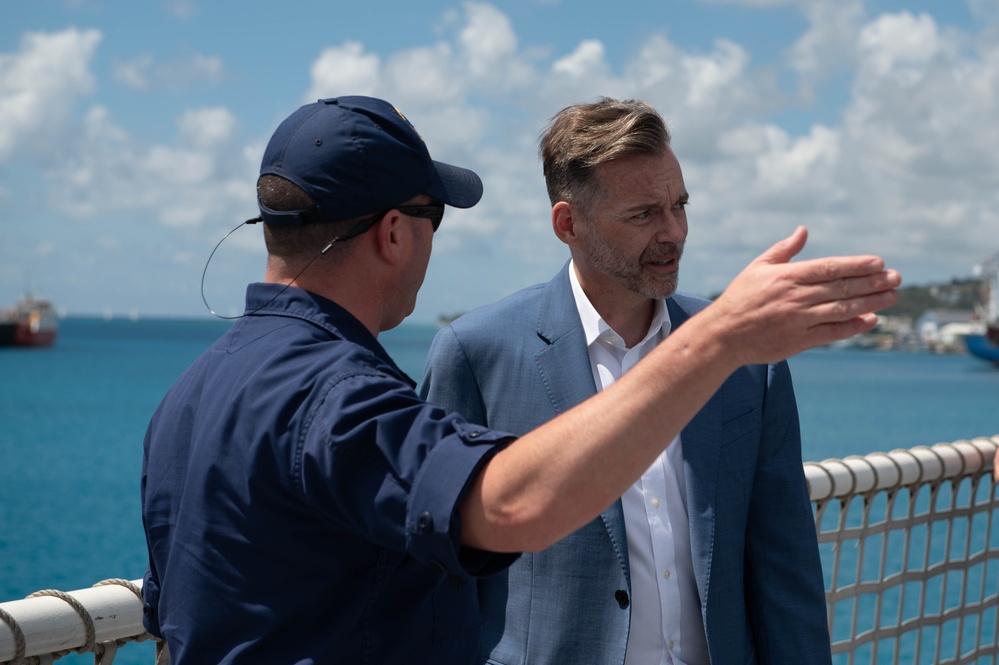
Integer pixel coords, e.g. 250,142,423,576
568,260,672,350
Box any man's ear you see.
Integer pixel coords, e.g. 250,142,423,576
552,201,582,247
373,210,406,265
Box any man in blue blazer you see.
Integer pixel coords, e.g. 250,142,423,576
421,98,832,664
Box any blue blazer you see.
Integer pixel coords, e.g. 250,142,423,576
420,264,831,665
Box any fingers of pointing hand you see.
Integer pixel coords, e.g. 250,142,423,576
814,269,901,306
807,289,898,323
806,314,881,349
795,255,890,284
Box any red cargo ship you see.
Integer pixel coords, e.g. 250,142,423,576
0,295,58,347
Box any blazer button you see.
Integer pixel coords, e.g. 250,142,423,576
614,589,629,607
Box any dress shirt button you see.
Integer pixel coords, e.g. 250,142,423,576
614,589,630,607
668,640,675,650
652,498,660,508
417,512,434,533
663,569,671,580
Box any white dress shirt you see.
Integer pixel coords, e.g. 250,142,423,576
569,264,709,665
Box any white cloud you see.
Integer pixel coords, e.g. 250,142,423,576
145,146,216,186
455,2,537,94
0,28,101,162
619,36,776,164
459,2,518,78
43,103,256,233
786,0,865,90
624,35,682,90
716,124,772,157
384,44,463,105
754,124,841,195
306,41,381,100
177,107,239,150
857,12,942,79
553,40,607,79
682,39,751,109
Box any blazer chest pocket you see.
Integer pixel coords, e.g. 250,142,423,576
719,408,760,449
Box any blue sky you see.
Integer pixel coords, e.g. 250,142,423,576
2,0,997,322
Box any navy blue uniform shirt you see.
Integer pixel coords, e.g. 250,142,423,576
141,283,517,664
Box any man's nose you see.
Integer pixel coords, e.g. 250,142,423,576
655,209,687,243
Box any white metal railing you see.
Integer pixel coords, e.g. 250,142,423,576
3,436,998,665
807,435,999,665
0,578,158,664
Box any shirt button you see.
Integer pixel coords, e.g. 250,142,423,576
668,640,675,650
417,512,434,533
663,569,671,580
652,498,660,508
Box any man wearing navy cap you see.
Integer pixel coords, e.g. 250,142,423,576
140,95,900,664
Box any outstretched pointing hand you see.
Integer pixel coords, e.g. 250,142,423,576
707,226,901,366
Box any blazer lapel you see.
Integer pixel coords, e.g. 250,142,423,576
668,298,722,611
534,263,597,413
535,264,631,583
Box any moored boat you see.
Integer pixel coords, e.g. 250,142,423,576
964,252,999,365
0,294,58,347
964,332,999,365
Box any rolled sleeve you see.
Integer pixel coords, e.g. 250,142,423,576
407,419,516,576
140,567,162,638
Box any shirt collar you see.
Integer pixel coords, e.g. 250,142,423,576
568,259,672,349
243,282,411,384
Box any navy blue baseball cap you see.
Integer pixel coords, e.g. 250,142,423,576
258,96,483,226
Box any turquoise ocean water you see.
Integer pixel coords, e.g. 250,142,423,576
2,317,998,664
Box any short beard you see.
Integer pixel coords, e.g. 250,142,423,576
583,235,685,300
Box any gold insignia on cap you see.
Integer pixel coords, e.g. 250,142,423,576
394,106,424,142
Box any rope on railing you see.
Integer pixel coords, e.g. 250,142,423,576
0,578,162,665
806,434,999,665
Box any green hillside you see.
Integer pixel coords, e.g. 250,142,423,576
880,278,986,320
